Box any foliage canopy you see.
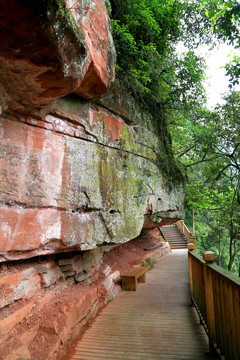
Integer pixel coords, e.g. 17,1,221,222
109,0,240,274
110,0,209,108
169,91,240,274
200,0,240,87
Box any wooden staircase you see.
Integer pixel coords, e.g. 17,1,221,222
160,225,188,249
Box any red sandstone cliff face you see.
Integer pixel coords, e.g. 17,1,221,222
0,0,184,263
0,99,184,262
0,230,170,360
0,1,185,359
0,0,115,114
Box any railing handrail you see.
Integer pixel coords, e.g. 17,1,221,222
208,262,240,287
188,247,240,360
176,220,196,250
188,250,204,264
181,220,192,236
176,220,192,237
189,249,240,285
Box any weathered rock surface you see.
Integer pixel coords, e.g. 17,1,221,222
0,101,184,261
0,1,185,359
0,0,115,114
0,230,170,360
0,0,184,262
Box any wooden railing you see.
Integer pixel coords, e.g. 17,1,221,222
176,220,196,250
188,245,240,360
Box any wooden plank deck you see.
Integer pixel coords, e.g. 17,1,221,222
70,249,210,360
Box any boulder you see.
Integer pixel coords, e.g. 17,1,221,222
0,0,116,114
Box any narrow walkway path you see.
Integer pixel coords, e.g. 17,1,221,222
71,250,210,360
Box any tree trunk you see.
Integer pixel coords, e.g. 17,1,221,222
192,207,195,234
218,234,221,267
228,209,234,272
228,256,234,271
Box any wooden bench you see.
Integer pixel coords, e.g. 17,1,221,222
121,266,149,291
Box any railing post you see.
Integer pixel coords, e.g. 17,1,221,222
188,243,194,305
203,251,216,358
180,220,184,235
191,233,196,251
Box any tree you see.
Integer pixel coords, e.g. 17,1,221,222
169,91,240,274
110,0,209,108
200,0,240,87
110,0,240,273
109,0,210,186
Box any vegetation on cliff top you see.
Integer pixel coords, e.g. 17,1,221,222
109,0,211,186
110,0,209,108
110,0,240,275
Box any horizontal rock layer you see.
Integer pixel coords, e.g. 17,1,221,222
0,231,170,360
0,98,184,261
0,1,184,359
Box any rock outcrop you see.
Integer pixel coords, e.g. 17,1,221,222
0,94,184,261
0,230,171,360
0,1,185,359
0,0,184,262
0,0,115,114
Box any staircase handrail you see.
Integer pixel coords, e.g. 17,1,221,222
158,227,165,241
182,221,191,235
176,220,195,242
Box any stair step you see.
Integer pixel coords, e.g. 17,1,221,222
167,241,187,243
160,225,188,249
164,237,186,240
167,239,187,242
167,239,187,241
169,245,187,247
168,243,187,245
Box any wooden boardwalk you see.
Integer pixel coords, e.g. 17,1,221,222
71,249,210,360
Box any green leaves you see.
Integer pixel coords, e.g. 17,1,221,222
170,90,240,274
110,0,240,272
111,0,210,114
200,0,240,87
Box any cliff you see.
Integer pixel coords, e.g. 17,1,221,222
0,1,185,358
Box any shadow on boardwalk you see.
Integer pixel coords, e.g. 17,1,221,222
70,249,210,360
